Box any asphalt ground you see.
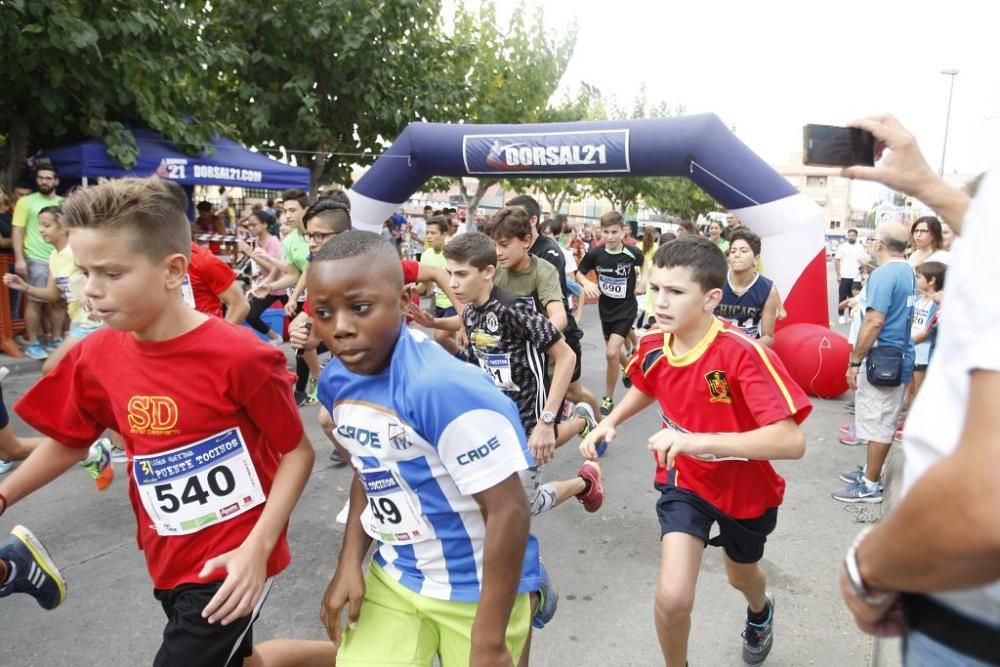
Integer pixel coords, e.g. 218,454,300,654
0,260,877,666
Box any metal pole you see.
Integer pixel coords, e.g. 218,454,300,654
939,69,959,177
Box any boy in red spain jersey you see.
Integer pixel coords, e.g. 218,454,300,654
580,236,811,667
0,178,335,667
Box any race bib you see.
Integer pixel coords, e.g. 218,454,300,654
181,275,196,309
598,275,627,299
477,352,518,391
359,468,431,545
133,428,266,536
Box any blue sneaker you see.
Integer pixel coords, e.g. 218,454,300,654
742,591,775,666
831,479,883,504
532,560,558,629
0,525,67,610
44,337,64,353
0,459,14,475
23,342,48,360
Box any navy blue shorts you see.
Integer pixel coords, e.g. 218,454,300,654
434,305,458,318
0,387,8,430
655,482,777,564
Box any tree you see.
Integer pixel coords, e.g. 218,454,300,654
643,177,717,221
443,0,578,220
207,0,471,193
583,84,686,214
0,1,235,190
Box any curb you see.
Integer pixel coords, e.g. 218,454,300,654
869,446,905,667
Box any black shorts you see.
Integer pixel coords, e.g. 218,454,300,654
601,318,634,341
567,332,583,383
655,483,777,564
152,578,272,667
0,387,8,430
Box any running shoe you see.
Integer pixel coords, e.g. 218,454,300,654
742,592,775,666
44,337,64,353
294,390,311,407
839,432,866,446
0,459,13,475
573,403,597,439
844,399,855,412
600,396,614,418
24,342,48,360
831,479,883,504
839,423,854,435
838,465,866,485
81,437,114,491
620,363,632,389
532,559,559,629
0,525,67,610
329,448,348,467
576,461,604,513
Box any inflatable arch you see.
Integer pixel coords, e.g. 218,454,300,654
347,113,828,327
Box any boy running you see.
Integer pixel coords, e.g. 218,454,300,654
577,211,645,416
419,215,461,355
581,237,811,667
312,230,538,666
0,178,334,667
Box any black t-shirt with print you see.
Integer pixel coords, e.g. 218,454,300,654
530,234,583,343
578,244,644,322
462,286,561,434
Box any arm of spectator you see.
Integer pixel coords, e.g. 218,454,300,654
219,282,250,324
843,114,971,233
857,369,1000,592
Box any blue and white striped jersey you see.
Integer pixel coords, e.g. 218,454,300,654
317,324,541,602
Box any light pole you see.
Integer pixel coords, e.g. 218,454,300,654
940,69,959,177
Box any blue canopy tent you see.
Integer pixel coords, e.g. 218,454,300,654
39,127,309,192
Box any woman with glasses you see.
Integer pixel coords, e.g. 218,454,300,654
240,210,286,345
908,216,951,267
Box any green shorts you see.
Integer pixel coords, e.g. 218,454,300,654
337,563,531,667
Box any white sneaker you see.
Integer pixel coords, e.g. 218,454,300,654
335,500,351,525
838,315,847,325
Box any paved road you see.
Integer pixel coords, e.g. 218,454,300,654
1,263,876,666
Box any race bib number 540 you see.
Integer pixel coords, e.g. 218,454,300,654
133,428,266,536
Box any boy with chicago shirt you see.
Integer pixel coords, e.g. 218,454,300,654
0,178,335,667
577,210,645,416
311,231,538,666
580,237,811,667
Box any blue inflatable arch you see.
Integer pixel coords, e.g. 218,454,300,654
347,114,828,327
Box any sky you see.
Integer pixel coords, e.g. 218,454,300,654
482,0,1000,208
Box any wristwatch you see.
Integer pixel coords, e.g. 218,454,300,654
844,527,894,605
849,361,863,368
539,410,556,425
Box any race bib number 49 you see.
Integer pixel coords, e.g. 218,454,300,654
133,428,266,536
359,468,431,545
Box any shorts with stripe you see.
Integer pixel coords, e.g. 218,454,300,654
152,577,273,667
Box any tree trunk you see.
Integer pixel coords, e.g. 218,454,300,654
461,178,496,228
0,113,30,193
309,143,331,195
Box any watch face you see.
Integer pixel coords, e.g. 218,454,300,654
540,411,555,424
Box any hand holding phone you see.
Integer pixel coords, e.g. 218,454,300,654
804,124,875,167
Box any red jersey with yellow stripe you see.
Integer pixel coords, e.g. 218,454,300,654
624,318,812,518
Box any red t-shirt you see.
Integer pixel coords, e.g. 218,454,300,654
303,259,421,316
188,243,236,318
624,318,812,518
15,318,303,589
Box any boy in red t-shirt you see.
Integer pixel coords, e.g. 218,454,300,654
0,178,335,667
581,236,811,667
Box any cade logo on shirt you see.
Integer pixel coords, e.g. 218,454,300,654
127,396,181,436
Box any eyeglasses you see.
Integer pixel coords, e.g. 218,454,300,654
306,231,339,243
912,228,930,234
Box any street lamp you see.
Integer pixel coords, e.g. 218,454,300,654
940,68,959,177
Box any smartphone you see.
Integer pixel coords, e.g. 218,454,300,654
803,124,875,167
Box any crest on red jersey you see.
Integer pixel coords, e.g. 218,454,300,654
705,370,732,404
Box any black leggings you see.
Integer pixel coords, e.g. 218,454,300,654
296,342,329,393
246,293,288,334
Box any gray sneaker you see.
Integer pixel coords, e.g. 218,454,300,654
838,465,865,484
831,479,883,504
742,591,775,666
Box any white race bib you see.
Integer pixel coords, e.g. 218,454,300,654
181,275,196,309
359,468,431,545
476,352,518,391
133,428,266,536
598,275,627,299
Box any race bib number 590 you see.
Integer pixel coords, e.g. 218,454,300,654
133,428,266,536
